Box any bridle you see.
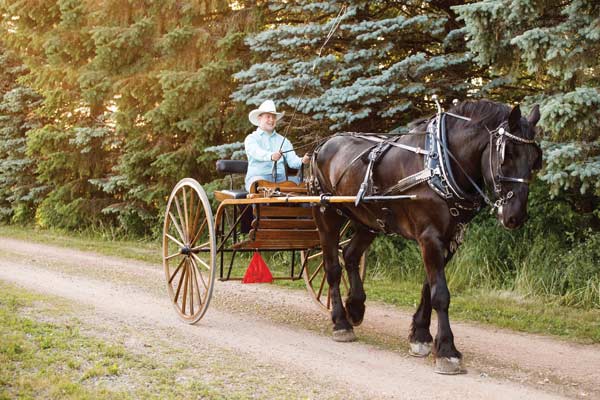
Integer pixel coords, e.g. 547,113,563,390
486,122,538,210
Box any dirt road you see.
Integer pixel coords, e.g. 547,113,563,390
0,237,598,399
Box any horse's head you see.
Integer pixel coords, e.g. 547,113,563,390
483,104,543,230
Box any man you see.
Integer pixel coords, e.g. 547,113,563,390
244,100,310,191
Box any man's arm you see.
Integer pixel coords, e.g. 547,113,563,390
281,138,304,168
245,134,273,162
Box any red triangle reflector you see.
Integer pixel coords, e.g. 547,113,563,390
242,251,273,283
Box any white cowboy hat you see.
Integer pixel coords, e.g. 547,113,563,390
248,100,285,126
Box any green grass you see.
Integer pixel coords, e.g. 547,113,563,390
0,225,159,264
0,282,346,400
364,278,600,343
0,283,227,399
1,224,598,343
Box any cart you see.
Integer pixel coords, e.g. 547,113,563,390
162,160,414,324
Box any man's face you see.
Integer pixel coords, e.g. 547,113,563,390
258,113,277,133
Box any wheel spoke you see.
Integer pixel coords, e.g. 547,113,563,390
166,233,185,249
181,261,189,314
187,188,195,239
173,195,188,244
168,258,185,284
165,251,181,261
190,219,207,246
190,241,211,251
340,221,351,238
309,261,324,284
190,261,203,307
316,271,327,301
339,238,351,247
190,257,208,290
191,252,212,271
174,262,187,303
190,197,203,242
182,187,190,241
188,260,194,316
168,212,187,245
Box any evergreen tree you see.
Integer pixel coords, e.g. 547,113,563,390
88,0,254,234
0,47,44,223
1,0,122,230
1,0,255,233
455,0,600,201
232,0,477,141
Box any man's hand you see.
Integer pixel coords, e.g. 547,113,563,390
302,153,310,164
271,151,282,161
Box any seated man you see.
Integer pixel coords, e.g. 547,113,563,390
244,100,310,191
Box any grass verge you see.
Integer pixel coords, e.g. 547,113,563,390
364,279,600,343
0,281,348,400
0,282,227,399
1,224,598,343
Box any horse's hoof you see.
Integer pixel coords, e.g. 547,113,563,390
344,298,365,327
408,341,432,357
434,357,464,375
332,329,356,342
345,308,364,327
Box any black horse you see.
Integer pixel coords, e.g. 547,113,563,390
309,99,542,374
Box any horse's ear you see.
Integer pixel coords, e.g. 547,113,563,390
527,104,541,127
508,104,521,133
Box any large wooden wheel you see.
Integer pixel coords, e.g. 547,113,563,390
301,222,366,312
163,178,216,324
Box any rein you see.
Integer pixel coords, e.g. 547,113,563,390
272,5,347,182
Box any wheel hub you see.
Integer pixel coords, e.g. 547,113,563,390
180,246,192,255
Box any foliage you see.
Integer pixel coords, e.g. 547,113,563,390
454,0,600,199
0,47,44,223
0,0,256,233
233,0,478,140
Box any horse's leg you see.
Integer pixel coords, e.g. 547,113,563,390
313,206,355,342
342,226,376,326
418,233,463,374
408,250,455,357
408,278,433,357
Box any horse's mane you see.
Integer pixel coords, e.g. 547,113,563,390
449,99,511,131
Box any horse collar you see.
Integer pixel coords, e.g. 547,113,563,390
425,115,481,213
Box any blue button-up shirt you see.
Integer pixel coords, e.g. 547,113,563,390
244,129,303,191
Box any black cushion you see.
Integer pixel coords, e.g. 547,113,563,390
216,159,248,174
219,189,248,199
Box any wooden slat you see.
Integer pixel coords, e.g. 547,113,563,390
257,206,314,218
232,239,321,250
251,229,320,241
251,219,316,229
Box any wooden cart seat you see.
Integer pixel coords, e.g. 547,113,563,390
232,203,320,250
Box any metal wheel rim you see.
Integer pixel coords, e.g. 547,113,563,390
162,178,216,324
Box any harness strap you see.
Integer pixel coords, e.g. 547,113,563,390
355,141,392,205
383,168,435,196
354,134,429,155
445,112,472,121
332,145,375,190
